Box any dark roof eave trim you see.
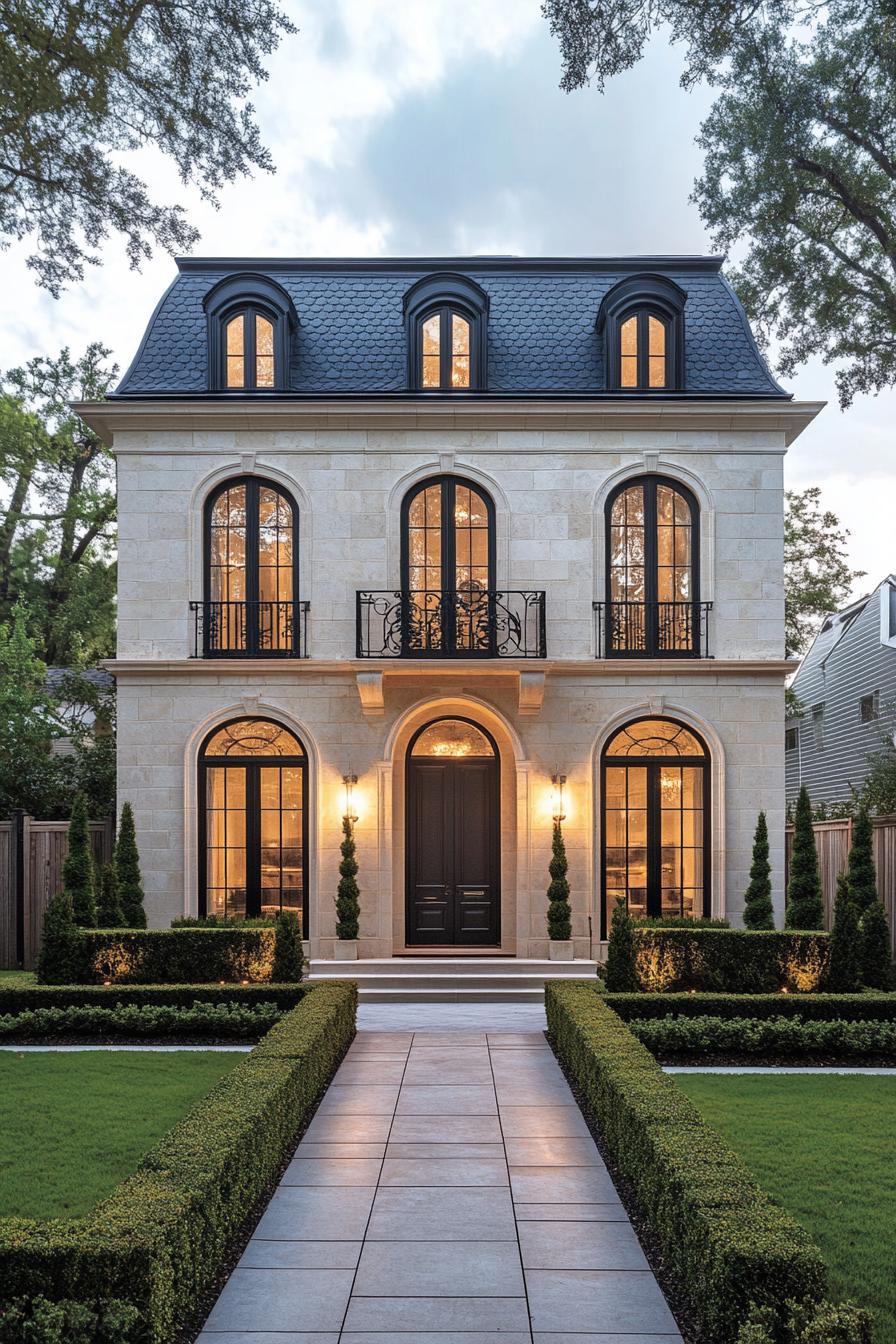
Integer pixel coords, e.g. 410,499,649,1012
173,254,727,275
105,389,793,403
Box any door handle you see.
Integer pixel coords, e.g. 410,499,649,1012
443,884,454,897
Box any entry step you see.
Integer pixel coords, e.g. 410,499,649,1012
307,956,599,1002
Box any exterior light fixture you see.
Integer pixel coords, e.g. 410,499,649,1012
343,772,358,824
551,771,567,823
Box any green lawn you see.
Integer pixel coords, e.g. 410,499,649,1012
0,970,35,985
0,1051,241,1218
677,1075,896,1343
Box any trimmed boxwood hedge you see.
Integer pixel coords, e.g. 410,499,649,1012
631,1013,896,1057
0,1002,284,1041
545,980,869,1344
0,983,306,1013
605,991,896,1022
627,927,830,993
37,928,290,986
0,981,357,1344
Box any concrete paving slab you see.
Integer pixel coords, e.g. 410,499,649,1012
253,1186,376,1241
504,1135,603,1166
367,1186,517,1241
519,1220,650,1271
500,1106,591,1137
378,1157,508,1187
510,1166,624,1205
342,1295,531,1333
294,1142,386,1161
301,1112,392,1144
385,1141,504,1161
527,1269,679,1335
315,1084,400,1116
388,1114,504,1143
201,1267,355,1333
280,1158,383,1186
353,1239,525,1297
237,1240,362,1270
396,1084,498,1115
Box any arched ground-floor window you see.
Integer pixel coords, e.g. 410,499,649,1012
601,717,709,936
199,718,307,933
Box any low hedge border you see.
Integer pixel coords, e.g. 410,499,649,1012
0,1002,284,1041
630,1014,896,1058
38,928,294,986
0,980,357,1344
545,980,870,1344
624,928,831,993
0,983,306,1013
605,992,896,1022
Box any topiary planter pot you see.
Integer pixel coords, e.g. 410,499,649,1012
335,939,359,961
549,940,575,962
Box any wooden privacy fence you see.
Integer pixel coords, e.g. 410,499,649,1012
0,812,114,970
785,814,896,956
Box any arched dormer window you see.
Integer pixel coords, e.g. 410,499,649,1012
597,275,686,392
404,273,489,391
203,274,298,392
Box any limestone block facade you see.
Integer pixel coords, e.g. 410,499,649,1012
81,256,822,957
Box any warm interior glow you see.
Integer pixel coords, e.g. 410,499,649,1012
606,719,705,758
620,315,638,388
411,719,494,757
648,315,666,387
255,314,274,387
209,482,293,651
422,314,440,387
451,313,470,387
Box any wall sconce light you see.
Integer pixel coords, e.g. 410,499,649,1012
342,772,358,824
551,771,567,823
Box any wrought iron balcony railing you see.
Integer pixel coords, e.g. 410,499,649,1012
190,600,310,658
357,589,547,659
593,600,712,658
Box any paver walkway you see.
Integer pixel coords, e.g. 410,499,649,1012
198,1027,682,1342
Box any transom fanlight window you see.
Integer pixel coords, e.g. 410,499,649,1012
619,311,668,389
420,309,472,389
602,716,709,930
200,718,306,929
411,719,495,757
225,311,275,389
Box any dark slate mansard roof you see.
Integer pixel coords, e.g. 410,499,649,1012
115,256,788,399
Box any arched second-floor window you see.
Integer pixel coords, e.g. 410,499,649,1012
597,274,686,393
404,273,489,391
401,475,495,654
203,477,299,655
605,475,700,656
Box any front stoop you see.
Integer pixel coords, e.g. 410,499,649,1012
307,956,599,1002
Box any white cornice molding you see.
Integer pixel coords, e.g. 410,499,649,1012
104,656,797,678
75,397,824,448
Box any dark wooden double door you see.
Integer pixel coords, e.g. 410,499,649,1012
406,758,500,946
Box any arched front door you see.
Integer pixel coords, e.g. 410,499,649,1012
601,717,710,937
405,718,500,946
199,718,307,934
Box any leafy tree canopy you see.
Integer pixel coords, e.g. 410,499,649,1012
0,344,117,664
784,486,864,657
543,0,896,406
0,0,296,294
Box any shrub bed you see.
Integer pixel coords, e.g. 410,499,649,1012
545,980,869,1344
0,981,357,1344
0,1002,283,1042
621,928,830,993
605,991,896,1022
0,983,305,1013
631,1014,896,1058
38,927,295,985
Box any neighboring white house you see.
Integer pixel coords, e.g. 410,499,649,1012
78,256,821,959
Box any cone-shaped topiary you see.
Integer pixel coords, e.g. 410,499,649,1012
95,862,124,927
860,899,893,990
272,910,303,981
547,820,572,941
37,892,84,984
742,811,774,929
605,898,639,991
63,792,95,927
846,808,878,914
825,872,861,992
785,786,824,928
336,816,360,940
115,802,147,928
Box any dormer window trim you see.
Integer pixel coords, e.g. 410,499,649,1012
204,273,298,393
403,272,489,392
597,274,687,393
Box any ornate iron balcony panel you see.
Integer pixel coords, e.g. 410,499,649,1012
593,601,712,658
357,589,547,659
190,601,309,658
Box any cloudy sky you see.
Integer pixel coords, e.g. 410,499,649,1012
1,0,892,596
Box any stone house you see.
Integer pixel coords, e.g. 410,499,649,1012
78,256,820,974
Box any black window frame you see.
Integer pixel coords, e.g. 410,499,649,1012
400,474,497,657
203,272,297,393
403,272,489,392
197,716,309,932
604,473,701,657
596,273,686,393
600,715,711,938
785,726,798,751
203,475,300,657
860,692,880,724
